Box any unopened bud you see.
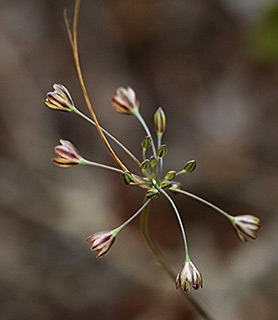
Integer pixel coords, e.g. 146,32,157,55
120,171,133,184
154,107,166,135
141,159,151,171
146,188,159,199
112,87,139,115
150,156,157,167
157,144,168,158
141,136,152,150
160,180,172,190
184,160,196,173
165,170,176,180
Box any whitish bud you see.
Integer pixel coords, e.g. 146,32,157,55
146,188,160,199
184,160,196,173
141,136,152,150
165,170,176,180
111,87,139,115
160,180,172,190
120,171,133,184
157,144,168,158
141,159,151,171
154,107,166,135
150,156,157,167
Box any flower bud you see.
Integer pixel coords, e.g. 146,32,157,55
86,231,115,258
52,139,82,167
120,171,133,185
232,215,261,242
141,136,152,150
146,188,159,199
111,87,139,115
176,261,203,292
44,84,75,112
165,170,176,180
141,159,151,171
154,107,166,135
183,160,196,173
157,144,168,158
150,156,157,167
160,180,172,190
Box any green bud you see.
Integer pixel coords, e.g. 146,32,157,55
154,107,166,135
120,171,133,184
165,170,176,180
150,156,157,167
141,159,151,171
141,136,152,150
160,180,172,190
184,160,197,173
146,188,160,199
157,144,168,158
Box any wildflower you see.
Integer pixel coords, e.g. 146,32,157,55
176,261,203,292
157,144,168,158
154,107,166,135
232,215,261,242
165,170,176,180
44,84,75,112
183,160,197,173
120,171,133,185
112,87,139,115
141,136,152,150
86,231,116,258
52,139,82,167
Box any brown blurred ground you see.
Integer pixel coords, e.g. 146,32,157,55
0,0,277,319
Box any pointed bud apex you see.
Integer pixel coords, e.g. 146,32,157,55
160,180,172,190
154,107,166,135
120,171,133,185
146,188,160,199
150,156,157,167
86,231,116,258
111,87,139,115
44,84,75,112
232,215,261,242
52,139,82,167
176,261,203,292
141,159,151,171
141,136,152,150
165,170,176,180
184,160,196,173
157,144,168,158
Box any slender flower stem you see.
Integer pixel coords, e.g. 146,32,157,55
157,134,163,177
141,200,215,320
170,188,232,221
81,159,123,173
113,199,151,234
64,0,128,172
130,182,151,186
176,169,185,176
158,187,190,260
134,110,157,158
73,108,141,166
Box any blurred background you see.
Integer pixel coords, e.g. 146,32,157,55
0,0,277,319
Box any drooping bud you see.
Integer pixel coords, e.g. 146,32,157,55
232,215,261,242
160,180,172,190
141,159,151,171
165,170,176,180
176,261,203,292
120,171,133,185
150,156,157,168
157,144,168,158
154,107,166,135
52,139,82,167
141,136,152,150
184,160,196,173
86,231,116,258
111,87,139,115
44,84,75,112
146,188,160,199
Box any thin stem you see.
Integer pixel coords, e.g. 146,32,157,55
170,188,232,221
113,199,151,234
157,134,163,177
81,159,123,173
141,200,215,320
176,169,185,176
158,187,190,261
73,108,141,166
134,110,157,158
64,0,128,172
130,182,151,186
